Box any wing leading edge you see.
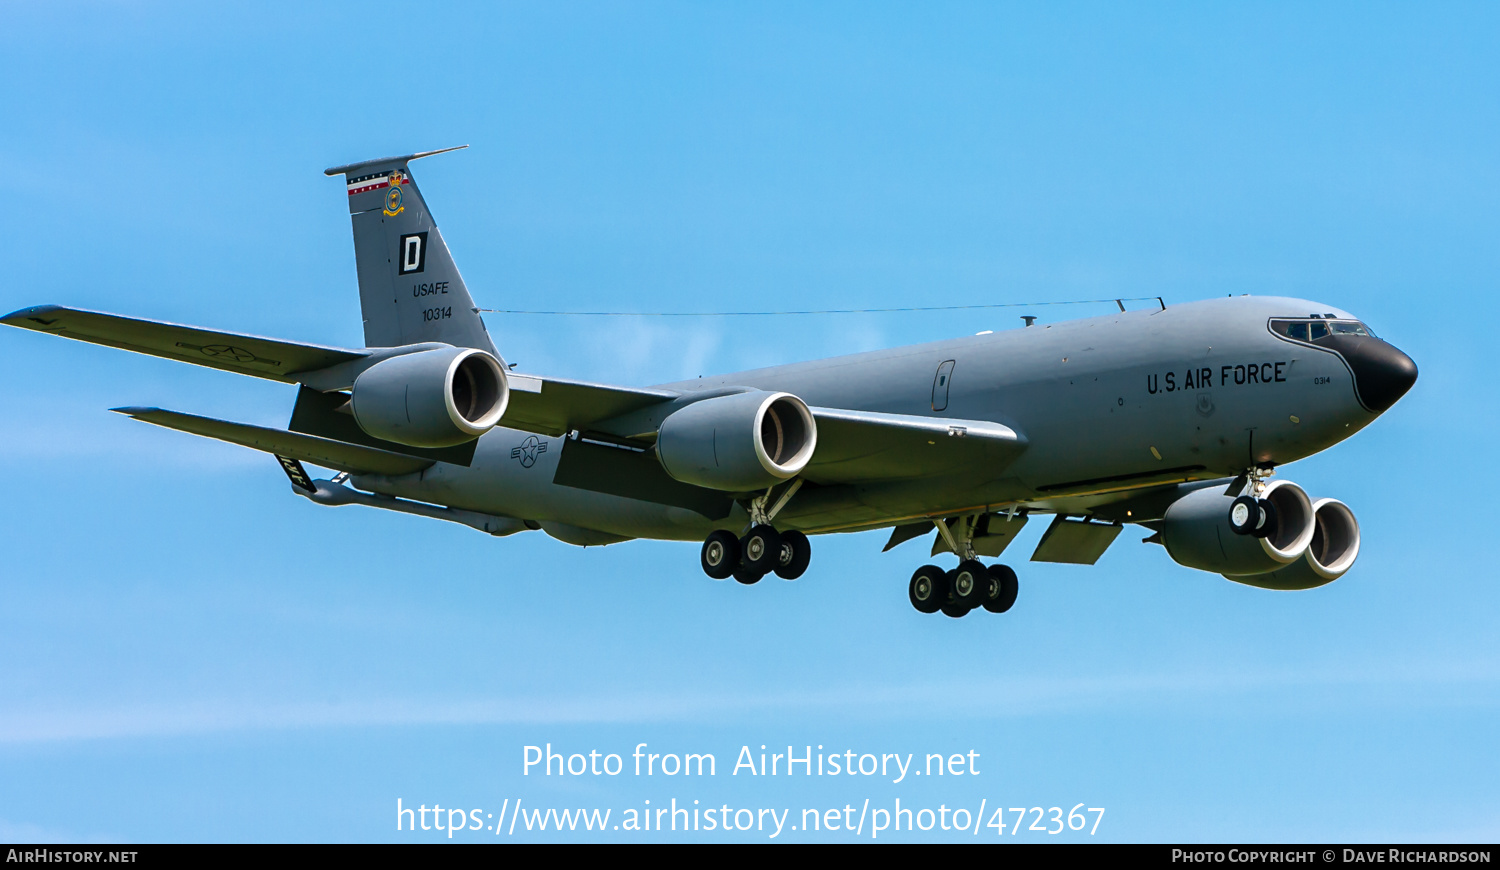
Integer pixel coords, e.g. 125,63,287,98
2,304,682,437
3,305,366,381
802,407,1026,484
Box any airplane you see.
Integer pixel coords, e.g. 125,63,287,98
2,146,1418,618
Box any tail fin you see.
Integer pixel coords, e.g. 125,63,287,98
324,146,498,358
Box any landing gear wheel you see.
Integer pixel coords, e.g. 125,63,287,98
981,564,1019,614
773,530,811,580
950,560,988,609
908,564,949,614
733,566,767,585
740,525,782,574
1251,498,1278,539
940,602,972,618
1228,495,1260,535
701,530,740,580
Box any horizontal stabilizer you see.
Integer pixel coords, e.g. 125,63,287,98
323,145,468,178
803,408,1026,484
113,407,433,476
4,306,366,382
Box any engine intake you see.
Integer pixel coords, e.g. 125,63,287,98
351,346,509,448
656,391,817,491
1161,479,1316,576
1225,498,1360,590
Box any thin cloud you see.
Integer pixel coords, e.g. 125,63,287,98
0,662,1493,745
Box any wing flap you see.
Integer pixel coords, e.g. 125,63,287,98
500,373,679,437
3,305,366,381
113,407,433,476
804,407,1026,484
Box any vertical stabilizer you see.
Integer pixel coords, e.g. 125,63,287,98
324,146,498,357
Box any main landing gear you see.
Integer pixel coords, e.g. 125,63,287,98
699,481,811,584
701,526,812,584
907,512,1020,617
908,561,1019,618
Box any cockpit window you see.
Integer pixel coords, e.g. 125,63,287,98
1271,318,1376,343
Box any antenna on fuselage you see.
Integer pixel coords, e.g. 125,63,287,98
1021,316,1037,327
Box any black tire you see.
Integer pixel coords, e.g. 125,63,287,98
773,530,812,580
982,564,1020,614
733,566,766,585
700,529,740,580
1228,495,1260,535
950,560,987,608
740,525,782,574
940,602,971,618
1252,498,1278,539
908,564,949,614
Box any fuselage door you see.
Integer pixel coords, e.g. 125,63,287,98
932,359,956,411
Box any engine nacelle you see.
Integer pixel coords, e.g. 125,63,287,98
1161,479,1316,576
656,391,817,491
1225,498,1360,590
350,346,509,448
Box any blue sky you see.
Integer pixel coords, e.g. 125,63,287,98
0,1,1495,842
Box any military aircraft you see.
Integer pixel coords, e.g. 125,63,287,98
3,147,1418,617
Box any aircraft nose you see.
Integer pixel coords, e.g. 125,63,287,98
1346,337,1418,413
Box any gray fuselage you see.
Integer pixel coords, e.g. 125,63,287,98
352,295,1414,545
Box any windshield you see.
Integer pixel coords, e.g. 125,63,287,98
1271,318,1375,343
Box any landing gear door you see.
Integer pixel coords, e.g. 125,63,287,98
932,359,956,412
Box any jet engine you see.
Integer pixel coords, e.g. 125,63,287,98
1160,480,1316,576
656,391,817,491
1224,498,1360,590
350,346,509,448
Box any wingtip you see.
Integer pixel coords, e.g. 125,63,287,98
1,304,65,325
110,406,156,417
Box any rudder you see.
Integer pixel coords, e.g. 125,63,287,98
324,146,498,357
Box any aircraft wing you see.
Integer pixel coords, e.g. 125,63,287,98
801,408,1026,484
501,373,680,437
2,305,366,381
112,407,434,476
